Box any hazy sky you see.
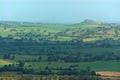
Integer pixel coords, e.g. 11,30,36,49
0,0,120,23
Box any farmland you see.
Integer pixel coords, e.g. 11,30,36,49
0,20,120,80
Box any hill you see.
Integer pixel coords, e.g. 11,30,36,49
0,19,120,42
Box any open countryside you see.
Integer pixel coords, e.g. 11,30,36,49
0,20,120,80
0,0,120,80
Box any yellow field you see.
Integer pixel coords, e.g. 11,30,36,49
0,59,16,66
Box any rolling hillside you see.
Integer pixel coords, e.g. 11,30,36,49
0,19,120,43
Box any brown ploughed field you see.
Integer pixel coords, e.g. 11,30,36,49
97,72,120,80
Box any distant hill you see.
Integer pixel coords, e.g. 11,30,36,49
81,19,102,25
0,19,120,42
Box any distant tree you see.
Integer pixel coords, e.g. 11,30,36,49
18,61,25,67
11,55,15,60
38,56,42,61
3,54,11,59
86,66,91,72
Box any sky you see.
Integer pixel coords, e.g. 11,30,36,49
0,0,120,23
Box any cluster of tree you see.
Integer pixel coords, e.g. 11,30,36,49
23,56,42,62
0,62,98,77
47,53,120,62
0,63,102,80
18,76,102,80
0,36,120,62
3,53,120,63
0,61,35,74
